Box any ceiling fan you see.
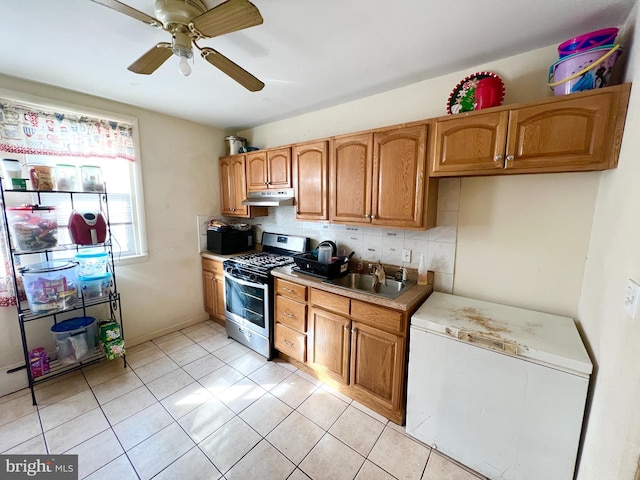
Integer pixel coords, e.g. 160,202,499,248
90,0,265,91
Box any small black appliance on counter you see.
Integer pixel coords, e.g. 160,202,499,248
207,227,254,255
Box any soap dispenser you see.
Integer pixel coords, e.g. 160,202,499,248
418,253,428,285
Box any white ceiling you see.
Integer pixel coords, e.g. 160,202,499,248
0,0,635,130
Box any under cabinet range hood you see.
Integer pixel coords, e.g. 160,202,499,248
241,189,295,207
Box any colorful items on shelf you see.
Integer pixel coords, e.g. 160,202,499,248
99,320,125,360
28,347,50,378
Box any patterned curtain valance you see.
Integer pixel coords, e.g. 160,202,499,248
0,98,135,161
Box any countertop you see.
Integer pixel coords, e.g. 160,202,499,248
271,265,433,312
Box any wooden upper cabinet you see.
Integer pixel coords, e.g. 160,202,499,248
293,140,329,220
246,151,267,191
505,92,616,172
372,125,433,229
219,155,266,218
430,83,631,176
246,147,292,191
220,155,248,217
330,125,436,229
431,111,509,175
330,133,373,224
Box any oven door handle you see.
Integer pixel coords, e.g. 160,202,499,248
223,271,268,290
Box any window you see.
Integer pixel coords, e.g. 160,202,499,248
0,94,147,262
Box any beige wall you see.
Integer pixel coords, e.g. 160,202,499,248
576,4,640,479
0,74,224,396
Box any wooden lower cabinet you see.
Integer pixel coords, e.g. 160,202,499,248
307,306,351,385
274,282,415,424
201,258,225,325
350,321,405,414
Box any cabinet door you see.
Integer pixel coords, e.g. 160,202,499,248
230,156,250,216
293,141,328,220
330,133,373,224
267,147,292,189
213,273,226,324
246,151,268,191
350,321,405,412
202,271,215,317
219,156,235,215
505,91,617,172
372,125,430,228
308,307,350,385
430,111,509,176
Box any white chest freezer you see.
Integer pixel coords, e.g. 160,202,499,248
406,292,592,480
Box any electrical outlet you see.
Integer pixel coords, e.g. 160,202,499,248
402,249,411,263
624,278,640,319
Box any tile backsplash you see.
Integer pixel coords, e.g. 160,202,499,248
206,178,460,294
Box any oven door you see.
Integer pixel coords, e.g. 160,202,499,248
223,270,269,337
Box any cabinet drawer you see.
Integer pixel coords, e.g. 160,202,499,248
310,288,350,316
275,278,307,302
275,295,307,332
275,323,306,362
202,258,223,274
351,300,405,334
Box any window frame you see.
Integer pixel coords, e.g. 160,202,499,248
0,88,149,264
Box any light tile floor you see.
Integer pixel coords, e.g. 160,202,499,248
0,320,486,480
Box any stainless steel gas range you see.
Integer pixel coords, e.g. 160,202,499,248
223,232,310,359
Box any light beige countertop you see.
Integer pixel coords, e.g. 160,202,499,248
271,265,433,312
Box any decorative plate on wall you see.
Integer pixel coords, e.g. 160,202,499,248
447,71,505,114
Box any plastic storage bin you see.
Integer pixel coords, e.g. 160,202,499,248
50,316,97,364
20,261,78,313
54,164,78,191
80,165,104,192
6,206,58,251
79,272,113,299
75,251,109,277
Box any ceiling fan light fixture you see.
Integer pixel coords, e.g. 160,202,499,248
172,29,193,76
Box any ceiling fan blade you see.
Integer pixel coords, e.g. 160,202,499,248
191,0,263,38
201,47,264,92
128,43,173,74
89,0,161,26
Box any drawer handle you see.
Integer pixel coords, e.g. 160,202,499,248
284,339,294,347
283,287,294,293
284,311,294,318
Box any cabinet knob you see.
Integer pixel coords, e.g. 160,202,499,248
264,182,268,185
364,214,370,219
495,154,503,162
506,155,515,162
344,325,349,331
371,215,376,220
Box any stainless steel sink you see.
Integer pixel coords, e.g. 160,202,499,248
323,273,415,299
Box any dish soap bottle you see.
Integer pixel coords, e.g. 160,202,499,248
418,253,428,285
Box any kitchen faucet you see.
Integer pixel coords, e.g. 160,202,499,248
371,261,387,292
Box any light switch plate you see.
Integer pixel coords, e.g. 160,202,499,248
402,249,411,263
624,278,640,319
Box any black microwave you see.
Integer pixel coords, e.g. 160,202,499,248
207,228,255,255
